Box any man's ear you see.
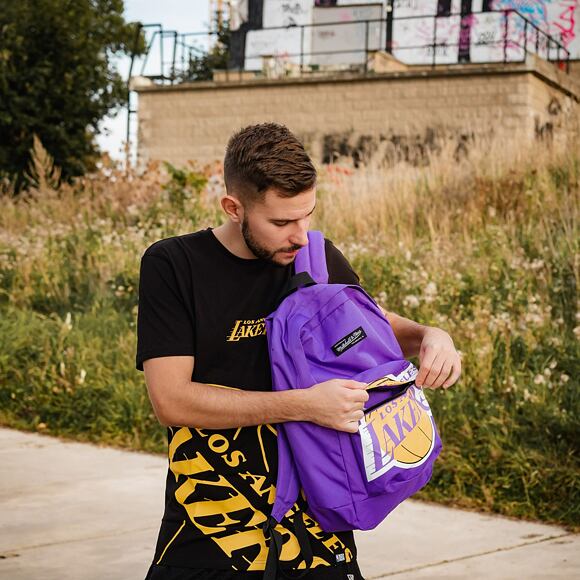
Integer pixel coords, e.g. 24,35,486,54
221,195,243,224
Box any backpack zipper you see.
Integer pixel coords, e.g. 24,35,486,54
362,381,415,413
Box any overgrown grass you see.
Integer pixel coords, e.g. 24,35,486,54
0,138,578,529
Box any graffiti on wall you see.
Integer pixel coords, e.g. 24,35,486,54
242,0,579,70
239,0,580,70
317,127,477,169
534,94,579,140
263,0,313,27
391,0,579,63
551,0,578,46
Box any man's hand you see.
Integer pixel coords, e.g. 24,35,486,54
415,327,461,389
304,379,369,433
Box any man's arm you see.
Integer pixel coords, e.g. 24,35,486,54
378,305,461,389
380,307,427,358
143,355,368,432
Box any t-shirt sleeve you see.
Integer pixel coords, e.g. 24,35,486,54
324,238,361,285
135,251,196,371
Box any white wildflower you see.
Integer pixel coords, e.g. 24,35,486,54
533,374,545,385
403,295,420,308
525,304,544,326
505,375,517,393
423,282,438,304
480,343,492,356
375,291,388,305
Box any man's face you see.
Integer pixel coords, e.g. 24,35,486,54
240,186,316,266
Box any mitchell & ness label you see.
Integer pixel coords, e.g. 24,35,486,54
331,326,367,356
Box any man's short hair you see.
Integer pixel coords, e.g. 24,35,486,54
223,122,317,206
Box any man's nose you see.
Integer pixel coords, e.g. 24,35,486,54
290,222,309,248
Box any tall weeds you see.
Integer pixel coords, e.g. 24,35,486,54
0,134,578,528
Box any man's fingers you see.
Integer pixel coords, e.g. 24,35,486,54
346,389,369,407
415,346,437,386
442,361,462,388
354,390,370,403
344,380,368,389
418,352,444,388
430,359,454,388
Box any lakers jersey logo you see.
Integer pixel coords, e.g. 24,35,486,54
226,318,266,341
359,382,435,482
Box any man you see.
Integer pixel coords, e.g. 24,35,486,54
136,122,461,580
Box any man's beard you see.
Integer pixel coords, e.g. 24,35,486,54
241,216,302,266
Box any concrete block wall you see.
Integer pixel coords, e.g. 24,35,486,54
136,59,579,169
568,61,580,84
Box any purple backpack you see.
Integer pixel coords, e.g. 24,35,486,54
262,231,442,578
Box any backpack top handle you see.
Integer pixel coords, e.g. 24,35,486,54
272,230,329,309
294,230,329,284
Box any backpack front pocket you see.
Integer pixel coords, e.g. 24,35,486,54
350,385,438,491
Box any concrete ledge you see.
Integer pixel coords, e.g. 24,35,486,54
134,57,579,102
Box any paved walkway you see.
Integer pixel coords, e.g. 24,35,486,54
0,427,577,579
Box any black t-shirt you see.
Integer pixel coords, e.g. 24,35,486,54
136,227,361,573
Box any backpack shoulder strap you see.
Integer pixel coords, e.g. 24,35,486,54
263,426,313,580
294,230,329,284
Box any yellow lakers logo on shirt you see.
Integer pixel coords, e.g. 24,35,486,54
226,318,266,342
163,423,353,571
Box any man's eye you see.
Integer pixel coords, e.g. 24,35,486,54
274,221,289,227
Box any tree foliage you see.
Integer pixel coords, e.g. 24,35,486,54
0,0,145,191
176,14,230,83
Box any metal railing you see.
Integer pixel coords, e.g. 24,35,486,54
128,8,572,86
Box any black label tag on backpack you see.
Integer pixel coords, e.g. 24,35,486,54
332,326,367,356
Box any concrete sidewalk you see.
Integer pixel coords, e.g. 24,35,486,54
0,427,577,580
